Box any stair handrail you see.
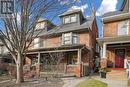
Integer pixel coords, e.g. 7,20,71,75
124,59,130,78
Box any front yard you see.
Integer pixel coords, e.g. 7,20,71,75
0,76,63,87
75,79,107,87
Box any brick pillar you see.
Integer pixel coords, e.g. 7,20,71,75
75,64,81,77
100,58,107,68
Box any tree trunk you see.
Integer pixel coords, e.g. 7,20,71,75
16,52,24,84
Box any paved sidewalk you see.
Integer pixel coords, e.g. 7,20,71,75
62,77,87,87
93,76,128,87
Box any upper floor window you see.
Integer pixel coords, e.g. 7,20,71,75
62,32,78,45
32,38,44,48
118,20,129,36
63,14,77,24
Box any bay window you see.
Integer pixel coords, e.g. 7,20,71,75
62,32,78,45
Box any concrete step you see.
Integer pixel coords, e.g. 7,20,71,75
106,69,128,80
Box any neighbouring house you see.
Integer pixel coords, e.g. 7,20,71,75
97,0,130,69
25,7,98,77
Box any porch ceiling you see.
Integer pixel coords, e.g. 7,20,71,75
97,35,130,46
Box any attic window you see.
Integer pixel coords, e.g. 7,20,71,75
63,14,77,24
71,15,77,23
64,16,70,24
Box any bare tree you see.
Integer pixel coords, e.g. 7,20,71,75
0,0,78,84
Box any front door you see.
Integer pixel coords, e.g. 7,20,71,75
115,49,125,68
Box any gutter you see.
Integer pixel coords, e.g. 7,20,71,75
102,12,130,23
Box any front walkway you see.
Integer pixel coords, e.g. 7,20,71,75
93,76,128,87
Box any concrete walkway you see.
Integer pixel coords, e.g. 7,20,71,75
93,76,128,87
62,77,87,87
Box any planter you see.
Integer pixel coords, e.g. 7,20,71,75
100,72,106,78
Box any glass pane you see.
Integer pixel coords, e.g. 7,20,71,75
118,20,128,35
73,36,77,44
71,15,77,22
39,39,43,47
64,17,70,24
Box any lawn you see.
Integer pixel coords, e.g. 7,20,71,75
128,79,130,87
75,79,107,87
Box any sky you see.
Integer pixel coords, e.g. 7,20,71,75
52,0,124,37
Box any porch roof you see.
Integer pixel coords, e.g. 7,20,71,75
96,35,130,46
27,44,90,54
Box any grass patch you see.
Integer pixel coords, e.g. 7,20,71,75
75,79,107,87
128,79,130,87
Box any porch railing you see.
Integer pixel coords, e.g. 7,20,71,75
124,59,130,78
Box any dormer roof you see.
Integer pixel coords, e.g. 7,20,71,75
59,7,82,17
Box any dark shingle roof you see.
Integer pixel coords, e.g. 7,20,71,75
37,17,94,37
102,11,127,18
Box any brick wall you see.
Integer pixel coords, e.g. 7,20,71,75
103,19,130,37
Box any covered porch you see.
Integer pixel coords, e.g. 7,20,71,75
97,36,130,68
25,45,91,77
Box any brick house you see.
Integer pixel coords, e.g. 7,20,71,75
97,0,130,69
25,8,98,77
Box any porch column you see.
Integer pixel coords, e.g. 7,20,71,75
77,49,81,64
102,43,107,58
38,52,40,64
76,49,82,77
100,43,107,68
36,52,40,78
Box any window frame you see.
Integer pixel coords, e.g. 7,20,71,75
117,20,129,36
63,14,77,24
70,14,77,23
62,32,78,45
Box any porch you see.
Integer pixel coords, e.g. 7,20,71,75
25,45,91,77
97,36,130,68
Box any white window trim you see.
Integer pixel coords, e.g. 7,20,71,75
63,14,77,24
118,20,129,35
62,32,78,45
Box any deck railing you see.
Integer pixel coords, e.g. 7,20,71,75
124,59,130,78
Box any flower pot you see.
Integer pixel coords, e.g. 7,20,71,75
100,72,106,78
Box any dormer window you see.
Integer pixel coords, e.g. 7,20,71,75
64,16,70,24
63,14,77,24
71,15,77,22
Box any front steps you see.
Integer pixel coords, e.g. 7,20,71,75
106,68,128,80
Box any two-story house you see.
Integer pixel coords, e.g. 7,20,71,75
97,0,130,70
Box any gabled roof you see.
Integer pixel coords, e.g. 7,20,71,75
36,17,94,37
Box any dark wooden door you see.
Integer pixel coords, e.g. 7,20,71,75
115,49,125,68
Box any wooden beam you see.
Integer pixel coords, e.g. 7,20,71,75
27,49,79,54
